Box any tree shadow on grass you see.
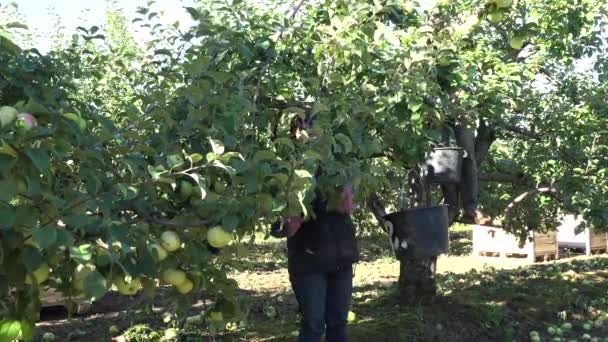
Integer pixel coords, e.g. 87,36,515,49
235,257,608,342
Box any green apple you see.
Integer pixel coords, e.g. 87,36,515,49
160,231,181,252
162,268,186,286
16,113,37,131
510,35,526,49
0,106,18,127
176,278,194,294
263,305,277,318
210,311,223,322
207,226,232,248
73,264,95,291
347,311,356,323
42,332,55,341
215,181,226,194
164,328,178,340
25,263,50,285
113,276,141,296
149,243,168,261
488,11,504,23
63,113,87,131
16,178,27,193
179,181,194,198
185,315,203,325
24,236,40,249
109,325,119,336
496,0,512,8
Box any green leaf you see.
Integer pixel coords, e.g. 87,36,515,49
83,270,108,301
208,138,225,155
115,184,138,200
253,150,276,163
0,144,17,158
0,207,16,229
408,97,424,112
0,319,21,342
147,165,167,179
222,215,239,232
219,152,244,162
25,148,50,173
21,247,43,272
62,113,86,131
70,244,93,263
0,179,17,201
167,154,184,168
6,22,28,29
0,154,16,173
334,133,353,154
56,229,74,247
32,226,58,249
295,169,313,179
188,153,204,164
23,98,50,115
284,107,306,118
211,160,236,177
155,48,172,56
302,150,322,160
273,137,295,150
18,320,34,341
187,173,207,200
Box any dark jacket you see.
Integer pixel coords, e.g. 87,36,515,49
281,194,359,274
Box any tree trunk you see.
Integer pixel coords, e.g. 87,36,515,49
441,122,497,223
398,256,438,302
401,170,437,303
368,170,438,304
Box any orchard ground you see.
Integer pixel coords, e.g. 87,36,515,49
36,225,608,342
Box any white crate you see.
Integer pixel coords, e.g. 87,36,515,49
472,225,558,262
557,215,607,255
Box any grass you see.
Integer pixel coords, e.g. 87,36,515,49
36,225,608,342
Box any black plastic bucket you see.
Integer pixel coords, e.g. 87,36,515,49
426,147,464,184
383,205,449,259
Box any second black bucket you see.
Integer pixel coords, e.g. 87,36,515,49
383,205,449,259
426,147,464,184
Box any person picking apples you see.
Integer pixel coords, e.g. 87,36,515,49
271,116,360,342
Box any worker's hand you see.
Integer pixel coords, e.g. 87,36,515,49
284,216,304,237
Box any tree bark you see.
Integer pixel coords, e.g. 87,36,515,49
441,121,498,222
368,171,438,304
398,256,438,302
401,171,438,303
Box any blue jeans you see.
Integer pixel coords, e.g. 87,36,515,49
289,266,353,342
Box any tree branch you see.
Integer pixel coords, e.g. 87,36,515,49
501,124,540,140
132,206,211,228
474,120,496,166
478,172,527,184
367,192,387,227
503,187,561,221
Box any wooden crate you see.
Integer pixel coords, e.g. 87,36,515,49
556,215,608,255
589,233,608,254
40,287,91,315
472,225,558,262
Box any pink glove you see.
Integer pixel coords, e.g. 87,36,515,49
284,216,304,237
337,184,354,215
